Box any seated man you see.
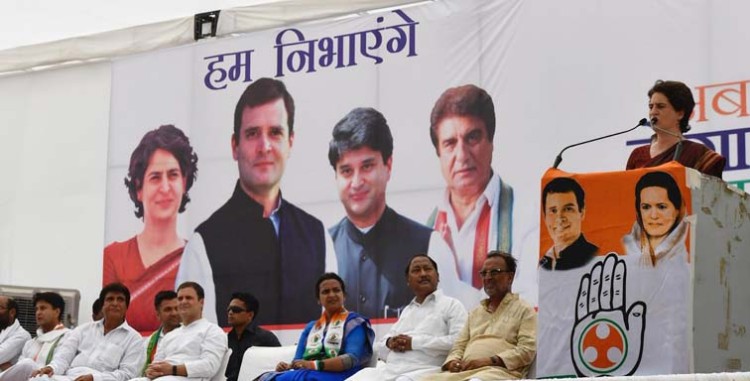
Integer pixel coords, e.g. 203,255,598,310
0,296,32,372
0,292,69,381
350,255,468,381
225,292,279,381
140,282,227,381
142,291,181,375
91,299,104,322
432,251,536,380
33,283,144,381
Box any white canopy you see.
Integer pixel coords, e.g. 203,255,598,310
0,0,423,74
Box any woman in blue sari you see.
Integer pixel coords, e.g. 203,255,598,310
257,273,374,381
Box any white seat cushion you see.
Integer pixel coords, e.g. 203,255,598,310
210,348,232,381
238,346,296,381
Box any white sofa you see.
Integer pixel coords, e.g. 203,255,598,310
237,346,297,381
237,345,379,381
211,348,233,381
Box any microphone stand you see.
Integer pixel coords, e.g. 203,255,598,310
552,118,649,169
649,122,685,161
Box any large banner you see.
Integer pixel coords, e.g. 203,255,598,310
537,163,693,377
104,1,539,333
102,0,750,339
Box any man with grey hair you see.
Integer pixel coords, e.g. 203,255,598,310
433,251,536,380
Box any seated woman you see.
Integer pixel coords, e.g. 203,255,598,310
626,80,726,178
103,124,198,332
258,273,375,381
622,171,688,267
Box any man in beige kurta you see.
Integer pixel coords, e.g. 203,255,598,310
428,251,536,380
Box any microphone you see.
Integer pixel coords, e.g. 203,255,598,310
645,117,684,160
645,118,682,138
552,118,649,169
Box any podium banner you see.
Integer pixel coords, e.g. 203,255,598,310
537,162,693,377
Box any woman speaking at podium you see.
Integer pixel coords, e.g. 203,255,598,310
626,80,726,178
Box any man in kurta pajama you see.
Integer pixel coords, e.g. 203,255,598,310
0,293,69,381
0,296,32,373
141,291,181,376
432,252,536,381
138,282,227,381
32,283,144,381
349,255,468,381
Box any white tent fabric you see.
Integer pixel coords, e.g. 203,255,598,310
0,0,422,74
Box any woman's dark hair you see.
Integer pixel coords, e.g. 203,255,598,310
634,171,683,235
124,124,198,219
315,273,346,298
648,80,695,133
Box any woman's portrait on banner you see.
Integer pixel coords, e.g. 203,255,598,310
103,124,198,331
622,171,688,268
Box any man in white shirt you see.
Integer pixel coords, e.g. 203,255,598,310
0,296,32,371
349,255,468,381
140,282,227,381
32,283,144,381
0,292,69,381
141,291,181,376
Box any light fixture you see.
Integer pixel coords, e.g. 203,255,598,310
194,10,220,41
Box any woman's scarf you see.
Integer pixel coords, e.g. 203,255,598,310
302,309,349,360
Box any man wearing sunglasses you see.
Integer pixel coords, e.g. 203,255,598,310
225,292,279,381
433,251,536,380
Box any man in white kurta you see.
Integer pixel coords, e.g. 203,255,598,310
33,284,144,381
0,296,32,371
138,282,227,381
347,255,468,381
0,292,69,381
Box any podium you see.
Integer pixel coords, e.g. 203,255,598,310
535,163,750,377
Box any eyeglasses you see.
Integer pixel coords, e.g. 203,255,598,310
227,306,247,314
478,269,511,278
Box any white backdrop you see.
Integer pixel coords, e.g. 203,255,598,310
1,0,749,332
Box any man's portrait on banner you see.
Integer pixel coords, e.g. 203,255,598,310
539,177,598,271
